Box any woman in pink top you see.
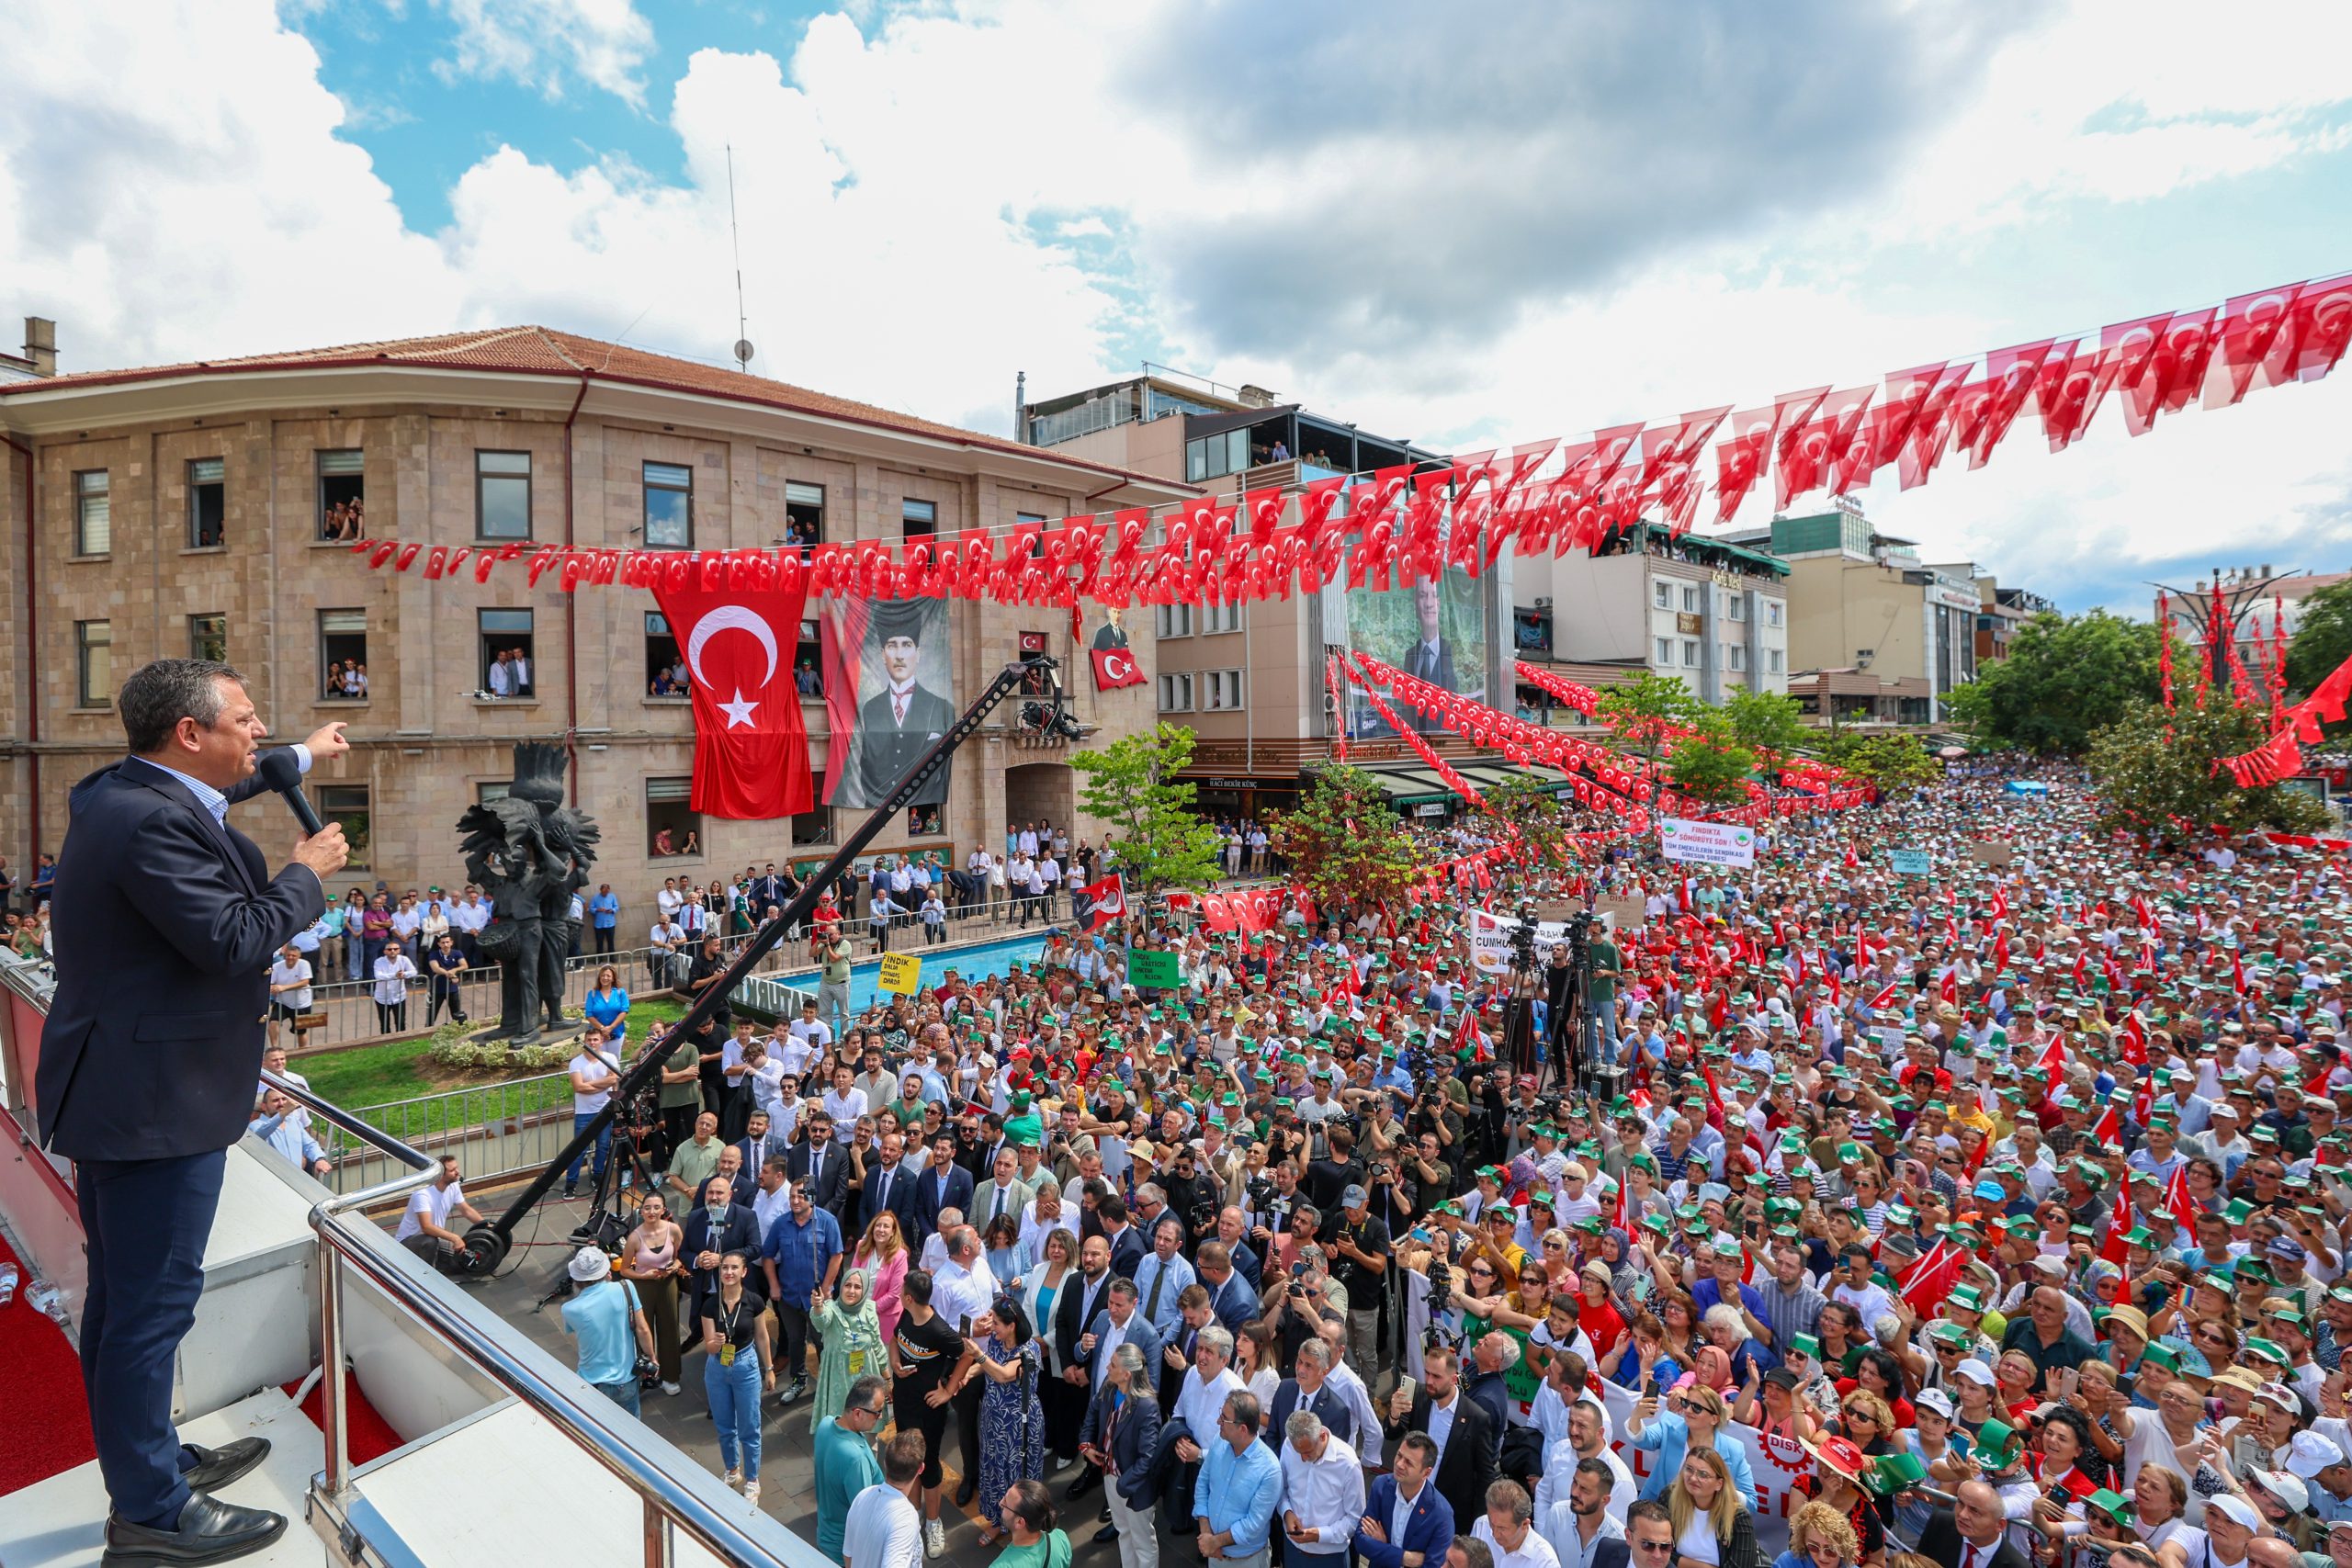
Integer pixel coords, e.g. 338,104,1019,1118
853,1209,910,1346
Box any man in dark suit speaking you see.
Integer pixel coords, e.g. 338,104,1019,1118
38,659,349,1566
842,607,955,808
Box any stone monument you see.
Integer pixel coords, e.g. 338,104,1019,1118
458,740,599,1047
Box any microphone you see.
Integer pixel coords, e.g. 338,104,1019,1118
254,749,326,836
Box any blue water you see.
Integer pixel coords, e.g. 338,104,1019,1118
770,931,1054,1014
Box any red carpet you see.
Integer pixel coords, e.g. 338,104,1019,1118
283,1374,404,1468
0,1229,96,1495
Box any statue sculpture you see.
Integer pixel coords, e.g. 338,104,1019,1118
458,741,598,1046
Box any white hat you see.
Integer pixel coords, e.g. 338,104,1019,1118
2251,1470,2311,1513
2206,1495,2261,1532
2285,1429,2346,1479
1953,1358,1997,1387
567,1245,612,1282
1913,1387,1956,1420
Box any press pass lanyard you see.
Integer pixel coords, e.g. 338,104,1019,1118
716,1292,748,1367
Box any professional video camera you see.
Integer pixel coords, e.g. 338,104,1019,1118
1243,1173,1275,1213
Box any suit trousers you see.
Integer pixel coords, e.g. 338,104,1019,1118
1041,1369,1089,1461
76,1147,229,1529
955,1373,987,1484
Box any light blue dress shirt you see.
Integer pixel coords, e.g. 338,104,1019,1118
1193,1433,1283,1559
1133,1251,1195,1337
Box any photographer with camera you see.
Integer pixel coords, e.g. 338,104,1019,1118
1331,1183,1394,1381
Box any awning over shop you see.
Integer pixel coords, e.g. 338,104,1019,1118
1364,766,1459,807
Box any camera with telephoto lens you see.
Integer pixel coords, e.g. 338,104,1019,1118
1244,1174,1274,1212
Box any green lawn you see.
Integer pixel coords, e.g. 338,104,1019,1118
300,995,693,1116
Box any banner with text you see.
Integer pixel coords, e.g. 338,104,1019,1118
1659,816,1758,868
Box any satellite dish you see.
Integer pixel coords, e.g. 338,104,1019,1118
733,339,755,368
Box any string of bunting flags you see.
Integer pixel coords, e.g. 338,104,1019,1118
340,271,2348,613
2216,646,2352,787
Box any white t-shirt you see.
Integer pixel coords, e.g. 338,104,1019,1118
269,956,313,1010
842,1483,922,1568
569,1051,615,1116
1473,1516,1565,1568
823,1086,870,1124
396,1179,464,1241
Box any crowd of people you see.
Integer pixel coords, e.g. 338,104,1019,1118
517,763,2352,1568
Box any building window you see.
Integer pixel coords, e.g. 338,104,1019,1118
1204,670,1246,710
187,458,226,547
318,784,372,873
1681,639,1700,668
1767,602,1783,627
1681,585,1699,613
190,613,228,664
795,618,822,698
901,498,936,538
643,461,693,548
475,449,532,541
476,782,512,806
791,805,831,847
320,609,369,699
1652,581,1671,610
479,608,535,696
1726,596,1746,622
1769,649,1784,674
1656,637,1673,665
647,777,700,858
646,612,684,695
1159,673,1194,712
1203,603,1242,634
74,619,111,706
73,469,110,556
1156,604,1194,638
317,449,365,540
908,803,944,838
1184,429,1250,482
785,481,824,548
1727,645,1747,672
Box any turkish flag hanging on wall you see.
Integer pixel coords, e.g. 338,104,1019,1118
1091,647,1147,691
648,578,814,818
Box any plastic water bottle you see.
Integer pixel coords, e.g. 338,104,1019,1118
0,1261,17,1306
26,1276,66,1325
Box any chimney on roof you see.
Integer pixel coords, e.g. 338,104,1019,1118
23,316,55,378
1014,370,1028,446
1236,384,1276,409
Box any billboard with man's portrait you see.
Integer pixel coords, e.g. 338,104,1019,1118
820,597,956,808
1341,560,1487,737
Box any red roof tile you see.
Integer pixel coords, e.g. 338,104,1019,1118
2,326,1184,491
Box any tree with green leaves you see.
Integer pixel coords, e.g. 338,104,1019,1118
1665,714,1758,807
1817,731,1942,800
1472,769,1577,866
1598,671,1707,773
1069,722,1225,899
1943,610,2163,755
2086,698,2330,840
1271,763,1425,914
1721,688,1807,761
2283,581,2352,716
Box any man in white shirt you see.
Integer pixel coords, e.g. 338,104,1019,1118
393,1156,482,1268
842,1434,925,1568
822,1062,870,1125
1535,1399,1634,1521
1280,1412,1364,1568
266,943,313,1050
1472,1481,1561,1568
656,878,684,922
1540,1459,1625,1568
1172,1325,1245,1480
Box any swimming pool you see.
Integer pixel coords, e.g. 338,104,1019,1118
735,931,1055,1019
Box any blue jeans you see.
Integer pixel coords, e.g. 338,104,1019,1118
594,1376,642,1417
705,1346,763,1479
566,1111,611,1191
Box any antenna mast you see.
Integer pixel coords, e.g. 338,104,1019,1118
727,143,754,372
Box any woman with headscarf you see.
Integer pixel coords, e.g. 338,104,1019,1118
809,1265,888,1434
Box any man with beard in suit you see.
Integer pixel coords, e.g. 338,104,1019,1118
1380,1345,1496,1532
847,615,955,807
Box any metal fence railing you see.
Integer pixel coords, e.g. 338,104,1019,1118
325,1070,574,1198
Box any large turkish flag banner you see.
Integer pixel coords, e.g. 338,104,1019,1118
650,577,814,818
1091,647,1146,691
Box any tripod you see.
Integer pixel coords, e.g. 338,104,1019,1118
569,1048,662,1256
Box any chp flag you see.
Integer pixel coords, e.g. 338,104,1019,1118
649,575,815,818
1091,645,1147,691
1080,874,1127,931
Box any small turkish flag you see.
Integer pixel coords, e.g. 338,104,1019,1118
650,575,814,819
1091,647,1146,692
1080,874,1125,931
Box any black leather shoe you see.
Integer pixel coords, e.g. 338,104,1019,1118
103,1494,288,1567
180,1438,270,1494
1093,1523,1120,1545
1066,1469,1101,1498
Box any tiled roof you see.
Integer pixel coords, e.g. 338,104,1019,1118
1,325,1182,489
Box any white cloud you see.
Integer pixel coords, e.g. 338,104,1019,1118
430,0,655,107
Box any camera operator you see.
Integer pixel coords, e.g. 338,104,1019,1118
1303,1123,1363,1216
1402,1132,1454,1223
1263,1245,1346,1375
1160,1144,1223,1253
1330,1182,1393,1374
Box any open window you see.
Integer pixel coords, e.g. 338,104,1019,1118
647,777,700,859
646,612,684,696
320,609,369,700
785,481,824,548
187,458,226,547
479,608,535,696
317,450,365,541
901,498,936,539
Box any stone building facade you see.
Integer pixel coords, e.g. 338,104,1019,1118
0,327,1191,919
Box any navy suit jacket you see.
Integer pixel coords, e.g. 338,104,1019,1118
1077,1385,1162,1509
1103,1222,1148,1280
39,751,325,1160
1263,1377,1352,1453
1356,1476,1454,1568
860,1158,919,1235
1200,1269,1253,1336
913,1161,975,1243
1227,1237,1263,1294
783,1141,851,1219
680,1201,763,1301
1083,1308,1162,1392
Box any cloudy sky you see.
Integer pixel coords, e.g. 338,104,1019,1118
3,0,2348,611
